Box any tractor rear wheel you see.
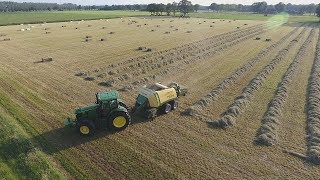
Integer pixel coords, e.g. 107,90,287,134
108,111,131,131
77,120,95,136
162,103,172,114
119,102,128,110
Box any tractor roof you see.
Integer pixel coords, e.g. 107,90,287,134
96,90,119,102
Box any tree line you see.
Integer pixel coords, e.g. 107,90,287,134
146,1,199,16
209,2,319,15
0,0,319,18
0,1,147,12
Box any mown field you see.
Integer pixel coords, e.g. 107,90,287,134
0,15,320,179
0,10,149,26
0,10,318,26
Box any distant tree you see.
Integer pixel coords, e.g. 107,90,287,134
237,4,244,12
265,5,277,14
209,3,219,12
305,3,316,15
166,3,173,16
194,4,200,12
158,3,166,15
146,3,157,15
178,0,193,17
275,2,286,13
317,4,320,17
133,4,141,11
172,2,178,16
251,1,268,13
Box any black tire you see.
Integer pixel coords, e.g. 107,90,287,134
108,111,131,131
171,100,178,110
162,103,172,114
77,119,95,136
119,102,128,110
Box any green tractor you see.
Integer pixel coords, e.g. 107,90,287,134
65,91,131,136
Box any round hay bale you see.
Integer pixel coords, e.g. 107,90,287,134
41,57,53,62
75,72,87,76
138,46,146,50
99,81,113,87
84,76,95,81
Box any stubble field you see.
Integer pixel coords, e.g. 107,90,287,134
0,16,320,179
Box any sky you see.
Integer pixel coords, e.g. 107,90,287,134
3,0,318,6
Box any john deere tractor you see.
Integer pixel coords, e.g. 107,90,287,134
65,91,131,136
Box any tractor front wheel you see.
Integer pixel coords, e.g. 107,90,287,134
108,111,131,131
77,120,95,136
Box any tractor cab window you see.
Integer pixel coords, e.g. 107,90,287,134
110,100,119,109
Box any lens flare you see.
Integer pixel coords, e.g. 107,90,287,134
267,13,289,29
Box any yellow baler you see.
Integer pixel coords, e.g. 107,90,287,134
133,83,187,118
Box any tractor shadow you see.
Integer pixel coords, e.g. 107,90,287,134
25,115,155,155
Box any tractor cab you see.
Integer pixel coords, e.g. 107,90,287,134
96,91,119,115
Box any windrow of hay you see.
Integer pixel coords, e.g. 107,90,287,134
117,27,266,88
306,29,320,164
255,29,315,146
210,28,307,129
185,26,301,116
96,24,269,88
